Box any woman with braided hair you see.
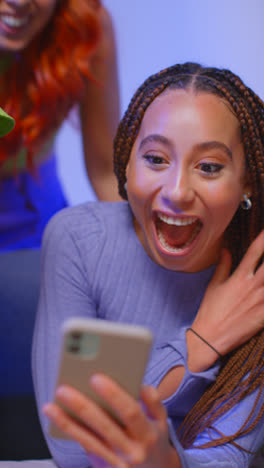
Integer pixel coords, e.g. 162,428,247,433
33,62,264,467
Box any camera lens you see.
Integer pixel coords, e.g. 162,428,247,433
71,331,82,340
68,345,80,354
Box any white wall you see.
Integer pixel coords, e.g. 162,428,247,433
56,0,264,205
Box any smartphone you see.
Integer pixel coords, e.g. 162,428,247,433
49,317,153,438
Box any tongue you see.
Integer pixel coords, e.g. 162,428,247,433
160,222,196,247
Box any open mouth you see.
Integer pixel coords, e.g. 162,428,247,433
155,213,202,253
0,14,29,31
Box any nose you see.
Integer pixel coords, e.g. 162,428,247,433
161,167,195,209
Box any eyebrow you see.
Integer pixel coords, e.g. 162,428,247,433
138,134,233,160
138,134,173,151
195,141,233,160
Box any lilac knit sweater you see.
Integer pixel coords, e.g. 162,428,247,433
32,202,264,467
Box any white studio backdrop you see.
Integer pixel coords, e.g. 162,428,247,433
56,0,264,205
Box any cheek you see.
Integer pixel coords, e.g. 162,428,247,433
206,182,242,225
126,162,145,200
131,173,157,196
126,166,155,225
127,160,161,196
39,0,57,8
38,1,57,24
126,180,145,213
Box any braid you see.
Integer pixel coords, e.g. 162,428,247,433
113,62,264,450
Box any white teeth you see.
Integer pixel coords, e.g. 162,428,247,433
158,213,197,226
1,15,28,28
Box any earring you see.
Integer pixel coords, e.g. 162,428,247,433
240,194,252,210
124,182,127,192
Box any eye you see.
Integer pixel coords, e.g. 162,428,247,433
143,154,166,165
198,162,224,176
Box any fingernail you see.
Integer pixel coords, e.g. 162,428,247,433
130,445,144,464
56,385,71,399
42,403,52,416
89,374,104,389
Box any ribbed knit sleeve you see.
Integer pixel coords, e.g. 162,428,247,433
168,382,264,467
145,325,221,419
32,203,106,468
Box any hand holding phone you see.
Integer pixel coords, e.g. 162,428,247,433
49,317,153,438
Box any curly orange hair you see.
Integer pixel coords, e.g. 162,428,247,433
0,0,102,168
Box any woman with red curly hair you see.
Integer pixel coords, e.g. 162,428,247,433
0,0,120,461
0,0,120,250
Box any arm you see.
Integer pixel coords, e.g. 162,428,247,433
148,233,264,466
148,336,264,467
39,302,219,467
79,6,121,201
188,231,264,365
32,206,104,468
156,230,264,400
144,326,220,405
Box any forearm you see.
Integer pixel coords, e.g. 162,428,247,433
186,328,220,372
155,326,220,402
88,163,121,201
80,6,121,202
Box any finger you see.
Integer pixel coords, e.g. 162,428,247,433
54,385,142,463
89,453,114,468
237,230,264,276
43,403,128,468
207,248,232,287
90,374,156,443
140,386,167,426
253,254,264,282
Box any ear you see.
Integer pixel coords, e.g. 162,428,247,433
242,172,252,199
125,161,131,183
240,188,252,205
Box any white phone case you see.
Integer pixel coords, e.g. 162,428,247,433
49,317,153,438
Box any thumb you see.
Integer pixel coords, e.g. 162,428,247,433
209,248,232,287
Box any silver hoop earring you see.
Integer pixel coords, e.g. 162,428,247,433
124,182,127,192
240,194,252,210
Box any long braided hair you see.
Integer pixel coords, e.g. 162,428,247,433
0,0,101,169
113,62,264,450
